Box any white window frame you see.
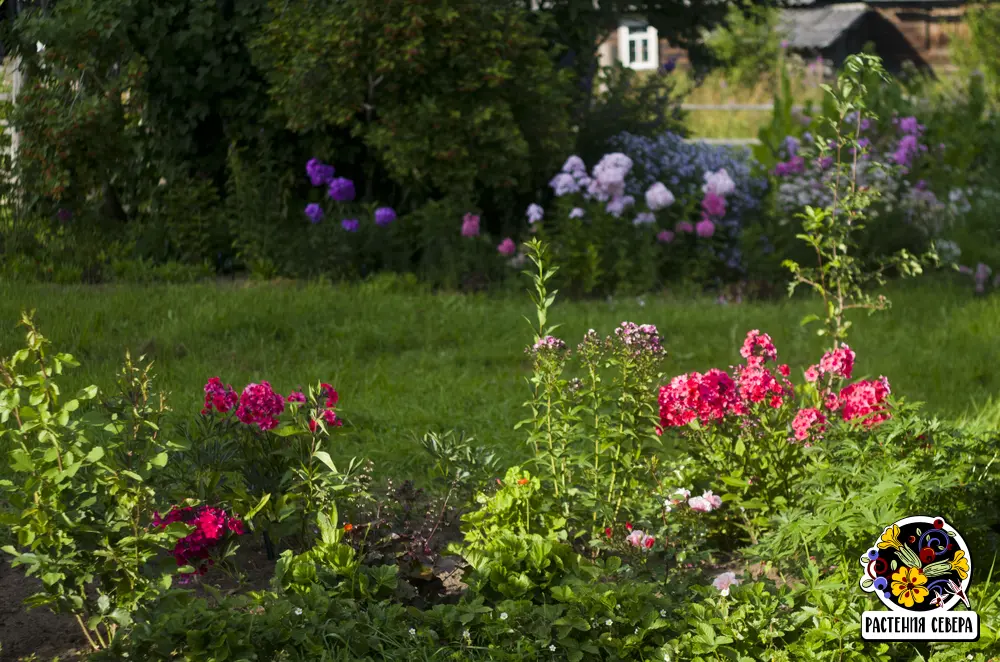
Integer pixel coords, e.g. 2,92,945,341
617,21,658,71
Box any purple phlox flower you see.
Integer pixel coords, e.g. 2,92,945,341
696,217,716,238
645,182,675,210
633,211,656,226
657,230,675,244
531,335,568,353
589,152,633,200
614,322,664,356
701,191,727,218
461,213,480,237
562,155,586,175
526,203,545,224
306,159,335,187
341,218,359,232
327,177,356,202
676,221,694,234
549,172,580,197
304,203,324,224
702,169,735,197
783,135,800,157
898,116,924,135
569,207,585,219
374,207,397,226
606,194,635,218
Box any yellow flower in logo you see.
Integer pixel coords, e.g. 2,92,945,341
891,566,929,608
878,524,902,550
950,550,969,580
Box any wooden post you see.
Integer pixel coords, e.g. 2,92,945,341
9,55,21,166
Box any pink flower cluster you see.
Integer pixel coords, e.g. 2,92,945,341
691,169,736,238
152,505,245,575
659,330,792,430
202,377,238,415
614,322,665,357
658,330,892,441
203,378,343,433
833,377,891,427
792,407,827,442
688,490,723,512
461,213,480,238
309,383,343,432
235,381,286,431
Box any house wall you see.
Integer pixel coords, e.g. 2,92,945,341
597,29,690,70
870,4,968,71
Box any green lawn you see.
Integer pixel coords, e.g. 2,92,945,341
0,277,997,478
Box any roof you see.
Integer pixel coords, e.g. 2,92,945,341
783,0,964,6
780,3,871,49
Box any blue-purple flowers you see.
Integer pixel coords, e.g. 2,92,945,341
341,219,360,232
304,203,324,224
306,159,335,187
328,177,356,202
374,207,397,226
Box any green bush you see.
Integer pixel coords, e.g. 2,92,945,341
249,0,574,207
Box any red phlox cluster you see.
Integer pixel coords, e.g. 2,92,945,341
286,390,307,404
791,407,827,442
837,377,892,427
735,356,793,409
202,377,238,415
308,383,343,432
657,368,741,430
806,344,856,382
235,381,286,431
152,505,245,575
740,330,778,363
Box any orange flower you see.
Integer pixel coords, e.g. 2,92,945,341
343,523,354,532
517,478,529,485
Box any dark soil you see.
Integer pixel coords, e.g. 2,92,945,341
0,558,87,662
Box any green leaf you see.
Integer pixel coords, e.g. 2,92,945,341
85,447,105,463
149,451,168,468
313,451,337,473
121,470,143,482
244,493,271,521
97,594,111,613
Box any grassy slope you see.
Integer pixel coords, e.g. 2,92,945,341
0,277,997,477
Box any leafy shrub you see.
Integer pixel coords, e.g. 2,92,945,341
701,2,787,90
573,64,687,168
0,317,187,651
249,0,574,207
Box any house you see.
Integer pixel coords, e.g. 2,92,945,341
596,0,970,74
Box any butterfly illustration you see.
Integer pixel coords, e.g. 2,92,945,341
945,579,971,609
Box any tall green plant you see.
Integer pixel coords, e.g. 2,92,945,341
782,54,936,346
0,313,186,651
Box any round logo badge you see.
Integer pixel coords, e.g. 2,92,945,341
859,515,971,612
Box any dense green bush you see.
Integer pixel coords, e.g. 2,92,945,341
249,0,574,209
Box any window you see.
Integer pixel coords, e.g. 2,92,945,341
617,21,658,70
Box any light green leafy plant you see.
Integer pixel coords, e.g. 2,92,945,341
782,54,937,346
0,312,187,651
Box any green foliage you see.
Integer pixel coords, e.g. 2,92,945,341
250,0,574,203
781,54,936,345
702,2,787,90
514,241,667,535
0,313,185,651
574,64,686,166
955,2,1000,106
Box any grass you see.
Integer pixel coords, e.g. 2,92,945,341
674,66,827,139
0,276,997,479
